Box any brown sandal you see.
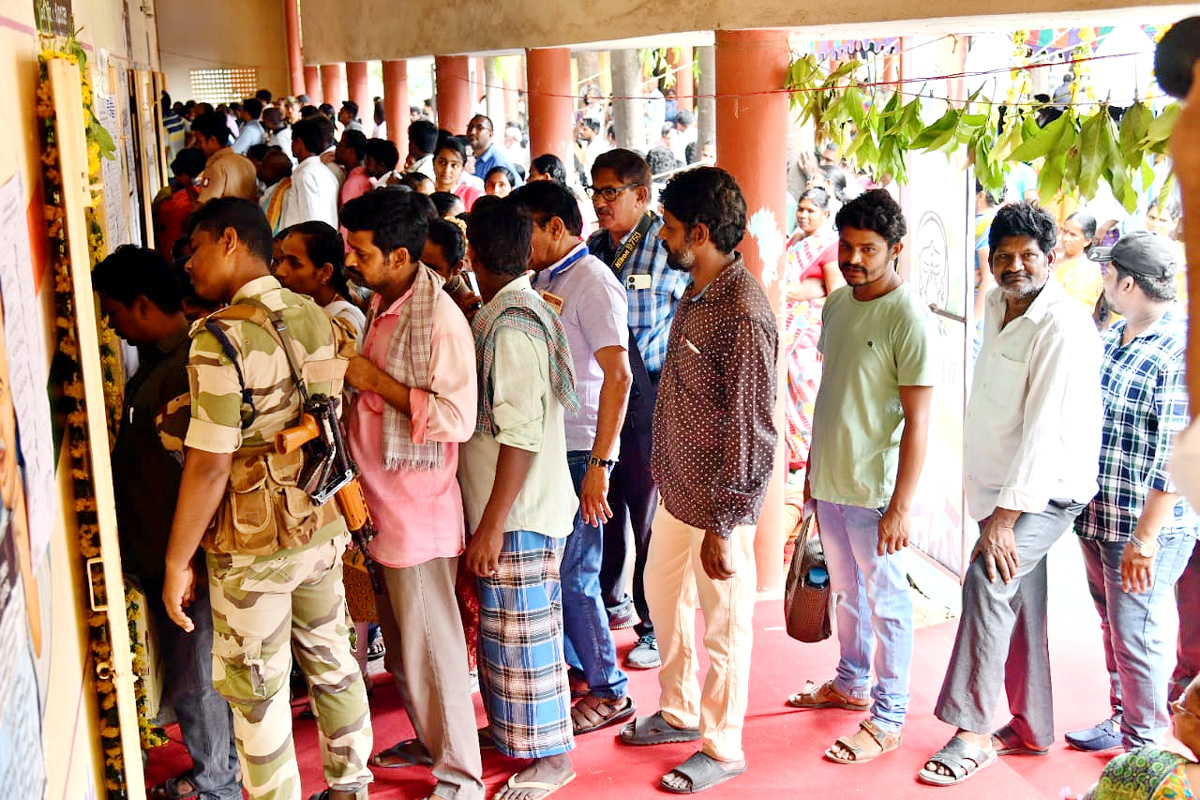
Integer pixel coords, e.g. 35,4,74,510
787,679,870,711
824,719,902,764
571,694,636,735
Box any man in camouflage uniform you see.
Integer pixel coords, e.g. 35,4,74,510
163,197,373,800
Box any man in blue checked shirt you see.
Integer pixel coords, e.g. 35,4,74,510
587,149,690,670
1067,231,1199,754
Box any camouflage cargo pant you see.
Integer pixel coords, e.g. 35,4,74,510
208,533,373,799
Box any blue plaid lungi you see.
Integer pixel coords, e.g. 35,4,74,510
476,529,574,759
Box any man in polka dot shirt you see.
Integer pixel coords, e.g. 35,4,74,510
618,167,777,794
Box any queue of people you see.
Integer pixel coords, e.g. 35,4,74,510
112,71,1200,800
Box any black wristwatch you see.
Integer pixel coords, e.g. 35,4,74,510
587,455,617,469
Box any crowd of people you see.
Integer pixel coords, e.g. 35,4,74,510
106,67,1200,800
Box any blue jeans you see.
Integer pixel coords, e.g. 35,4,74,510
149,565,241,799
816,500,913,732
562,451,628,699
1080,533,1195,748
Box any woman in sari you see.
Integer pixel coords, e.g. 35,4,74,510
784,187,844,474
1082,672,1200,799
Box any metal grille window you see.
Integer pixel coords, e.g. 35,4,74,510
189,68,258,105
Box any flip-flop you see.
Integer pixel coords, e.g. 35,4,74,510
824,719,902,765
572,694,636,736
786,679,870,711
150,776,199,800
619,711,701,746
501,771,576,800
369,737,434,768
992,724,1050,757
917,736,998,787
660,751,747,794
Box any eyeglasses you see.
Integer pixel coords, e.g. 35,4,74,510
586,183,637,202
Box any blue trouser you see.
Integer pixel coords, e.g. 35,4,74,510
148,564,241,800
816,500,913,733
1080,532,1195,749
562,451,628,699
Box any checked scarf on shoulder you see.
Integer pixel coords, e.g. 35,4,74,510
472,284,579,436
380,264,445,471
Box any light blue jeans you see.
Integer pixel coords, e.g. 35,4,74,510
816,500,913,733
1080,532,1196,749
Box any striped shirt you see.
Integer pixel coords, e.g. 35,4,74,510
1076,310,1199,542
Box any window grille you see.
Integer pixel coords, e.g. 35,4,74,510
189,68,258,105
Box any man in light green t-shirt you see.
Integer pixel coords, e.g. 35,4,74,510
787,189,937,766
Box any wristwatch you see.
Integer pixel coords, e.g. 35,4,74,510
1130,536,1158,558
587,455,617,470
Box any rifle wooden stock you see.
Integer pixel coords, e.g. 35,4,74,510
275,414,320,454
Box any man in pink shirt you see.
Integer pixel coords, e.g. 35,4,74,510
336,130,373,209
340,188,484,800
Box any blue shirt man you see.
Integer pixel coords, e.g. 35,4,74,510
467,114,523,187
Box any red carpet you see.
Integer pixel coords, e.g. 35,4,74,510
145,589,1124,800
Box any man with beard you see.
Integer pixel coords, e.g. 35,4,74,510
467,114,522,188
919,202,1102,786
617,167,776,795
788,189,937,766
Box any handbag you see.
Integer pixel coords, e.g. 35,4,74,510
784,504,834,642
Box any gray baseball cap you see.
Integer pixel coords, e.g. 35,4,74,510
1092,230,1178,279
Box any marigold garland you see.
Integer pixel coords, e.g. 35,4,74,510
37,34,164,799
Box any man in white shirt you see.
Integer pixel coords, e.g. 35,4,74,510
281,117,339,228
919,203,1102,787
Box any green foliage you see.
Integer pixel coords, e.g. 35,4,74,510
785,53,1180,212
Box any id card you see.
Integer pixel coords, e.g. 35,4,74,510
626,273,652,291
540,291,565,315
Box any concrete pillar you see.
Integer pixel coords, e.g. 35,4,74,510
670,46,694,112
284,0,304,97
697,45,716,151
610,48,643,151
304,66,321,103
715,29,790,591
526,47,573,168
320,63,345,109
473,57,486,110
577,49,601,92
435,55,472,133
346,61,371,122
383,59,409,155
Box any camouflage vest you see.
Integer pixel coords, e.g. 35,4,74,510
190,283,354,555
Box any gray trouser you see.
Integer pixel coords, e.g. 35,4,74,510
1081,533,1194,749
935,500,1083,748
376,557,485,800
1171,539,1200,701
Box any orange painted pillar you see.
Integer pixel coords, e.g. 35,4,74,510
383,59,409,155
320,63,345,109
671,46,694,112
346,61,370,120
525,47,573,167
284,0,304,96
715,28,789,590
304,66,321,103
434,55,472,134
473,57,486,106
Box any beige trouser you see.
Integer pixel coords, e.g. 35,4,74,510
644,506,757,762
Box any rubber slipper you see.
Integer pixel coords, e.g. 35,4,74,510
786,679,870,711
660,751,747,794
501,771,576,800
917,736,998,787
572,694,636,736
619,711,701,746
824,719,901,765
369,737,433,768
992,724,1049,757
150,776,199,800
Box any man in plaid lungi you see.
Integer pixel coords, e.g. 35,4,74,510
458,199,580,799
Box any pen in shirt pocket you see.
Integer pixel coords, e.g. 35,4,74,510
683,336,701,355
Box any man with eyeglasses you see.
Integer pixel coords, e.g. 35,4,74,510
1067,231,1197,754
586,148,690,671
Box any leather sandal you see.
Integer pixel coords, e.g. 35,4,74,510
824,719,902,764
